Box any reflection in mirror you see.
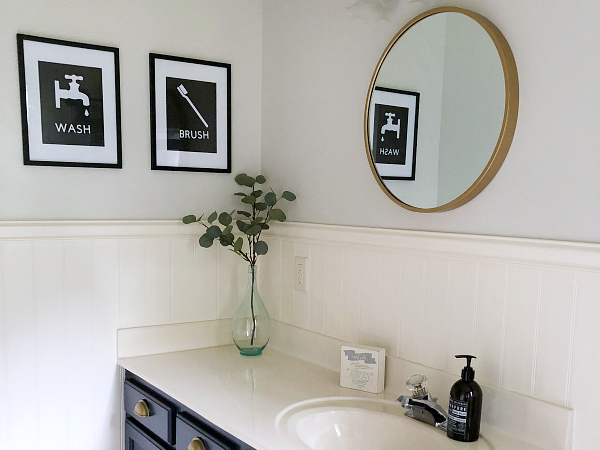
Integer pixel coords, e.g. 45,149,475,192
365,8,518,212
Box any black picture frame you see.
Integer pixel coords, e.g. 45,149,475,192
150,53,231,173
370,87,419,180
17,34,122,168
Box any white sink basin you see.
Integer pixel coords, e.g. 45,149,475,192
275,397,491,450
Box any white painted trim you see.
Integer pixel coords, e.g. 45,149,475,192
0,220,195,240
1,220,597,273
265,222,600,272
117,319,232,358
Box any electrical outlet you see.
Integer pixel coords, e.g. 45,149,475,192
295,256,307,292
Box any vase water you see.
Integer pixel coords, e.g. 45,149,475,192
232,265,271,356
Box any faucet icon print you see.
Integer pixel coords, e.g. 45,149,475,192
55,74,90,116
380,112,400,142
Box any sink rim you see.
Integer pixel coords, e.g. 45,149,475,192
277,396,402,419
275,396,447,450
275,396,493,450
275,396,406,429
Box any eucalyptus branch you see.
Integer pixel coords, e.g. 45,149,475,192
182,173,296,268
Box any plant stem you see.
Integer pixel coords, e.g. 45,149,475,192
250,264,257,345
249,185,258,345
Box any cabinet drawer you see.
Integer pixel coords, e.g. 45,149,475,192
176,413,236,450
124,379,176,445
125,418,171,450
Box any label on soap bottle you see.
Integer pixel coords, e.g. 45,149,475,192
447,398,468,436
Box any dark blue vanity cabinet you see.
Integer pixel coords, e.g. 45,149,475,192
124,371,255,450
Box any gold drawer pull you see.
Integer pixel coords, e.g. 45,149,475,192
187,437,206,450
133,399,150,418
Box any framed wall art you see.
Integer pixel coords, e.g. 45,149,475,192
150,53,231,172
17,34,121,168
369,87,419,180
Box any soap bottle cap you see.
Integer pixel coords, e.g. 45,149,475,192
456,355,476,382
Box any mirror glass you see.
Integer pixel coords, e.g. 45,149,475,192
366,8,518,212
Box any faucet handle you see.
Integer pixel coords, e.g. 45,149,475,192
406,374,429,399
64,74,83,83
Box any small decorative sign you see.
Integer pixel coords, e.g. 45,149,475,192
17,34,122,168
150,53,231,172
370,87,419,180
340,344,385,394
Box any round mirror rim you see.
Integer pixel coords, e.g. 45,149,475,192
364,6,519,213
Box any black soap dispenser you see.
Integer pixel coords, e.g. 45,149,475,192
447,355,483,442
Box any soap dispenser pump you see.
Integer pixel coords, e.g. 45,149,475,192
447,355,483,442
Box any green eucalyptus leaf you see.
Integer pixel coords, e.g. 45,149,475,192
234,192,246,197
207,211,218,224
236,220,250,233
182,215,197,224
237,210,251,218
235,173,255,188
251,190,263,198
223,224,233,235
264,192,277,206
259,223,270,230
206,225,222,238
255,202,267,211
219,233,234,246
254,240,268,255
256,175,266,184
241,195,256,205
218,212,232,226
233,237,244,252
246,225,262,236
282,191,296,201
234,173,249,185
199,234,214,248
268,208,286,222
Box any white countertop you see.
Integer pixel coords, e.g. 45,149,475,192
118,344,544,450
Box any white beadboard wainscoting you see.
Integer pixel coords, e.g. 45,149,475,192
0,221,248,450
260,222,600,449
1,220,599,449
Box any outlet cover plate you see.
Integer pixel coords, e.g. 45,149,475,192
295,256,307,292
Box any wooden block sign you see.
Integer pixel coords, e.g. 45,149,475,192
340,344,385,394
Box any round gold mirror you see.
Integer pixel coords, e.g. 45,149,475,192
365,7,518,212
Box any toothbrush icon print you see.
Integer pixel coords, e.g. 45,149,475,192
176,84,209,128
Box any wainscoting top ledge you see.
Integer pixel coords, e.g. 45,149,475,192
266,222,600,271
0,219,598,272
0,219,192,239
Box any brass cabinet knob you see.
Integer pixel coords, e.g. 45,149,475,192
133,399,150,418
187,437,206,450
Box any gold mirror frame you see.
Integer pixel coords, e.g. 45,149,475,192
364,7,519,213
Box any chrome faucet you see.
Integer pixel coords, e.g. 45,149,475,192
55,74,90,110
397,374,448,431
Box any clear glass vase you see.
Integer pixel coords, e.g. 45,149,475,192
232,265,271,356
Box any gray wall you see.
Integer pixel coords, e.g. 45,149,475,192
0,0,262,220
261,0,600,243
